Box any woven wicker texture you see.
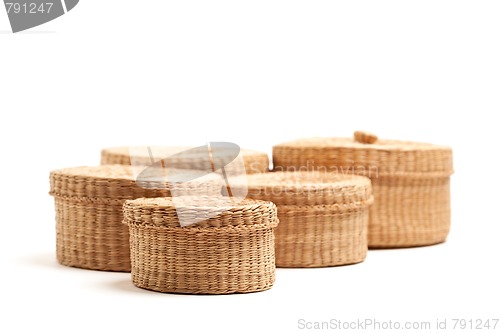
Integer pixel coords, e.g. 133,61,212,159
229,172,373,268
273,132,453,248
49,165,222,272
123,197,279,294
101,146,269,174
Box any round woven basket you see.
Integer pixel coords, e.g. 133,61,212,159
273,131,453,248
101,146,269,174
123,197,279,294
228,171,373,268
49,165,222,272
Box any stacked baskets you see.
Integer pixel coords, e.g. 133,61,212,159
48,132,453,294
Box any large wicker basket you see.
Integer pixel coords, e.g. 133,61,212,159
273,131,453,248
49,165,222,272
228,172,373,268
123,197,279,294
101,146,269,174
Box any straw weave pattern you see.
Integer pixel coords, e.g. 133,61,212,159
123,197,279,294
230,172,373,267
273,134,453,248
49,165,222,271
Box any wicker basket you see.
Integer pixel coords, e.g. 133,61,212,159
123,197,279,294
101,146,269,174
273,131,453,248
49,165,222,272
228,172,373,268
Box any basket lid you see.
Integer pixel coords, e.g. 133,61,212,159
123,196,278,228
273,131,453,177
49,165,221,200
229,171,373,206
100,146,269,173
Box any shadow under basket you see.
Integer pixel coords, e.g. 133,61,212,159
273,131,453,248
49,165,222,272
123,197,279,294
228,172,374,268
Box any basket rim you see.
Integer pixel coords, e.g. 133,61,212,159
123,196,279,228
50,165,221,182
273,134,453,175
101,146,269,158
126,220,279,233
229,171,372,204
273,137,452,152
49,165,222,200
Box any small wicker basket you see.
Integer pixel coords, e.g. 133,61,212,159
49,165,222,272
228,172,373,268
101,146,269,174
123,197,279,294
273,131,453,248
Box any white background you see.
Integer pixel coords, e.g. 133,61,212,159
1,1,499,332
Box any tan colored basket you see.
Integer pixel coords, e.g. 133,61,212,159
228,172,373,268
101,146,269,174
273,131,453,248
49,165,222,272
123,197,279,294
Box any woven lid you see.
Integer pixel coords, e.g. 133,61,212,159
229,171,372,207
100,146,269,173
123,196,278,229
49,165,221,200
273,131,453,177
